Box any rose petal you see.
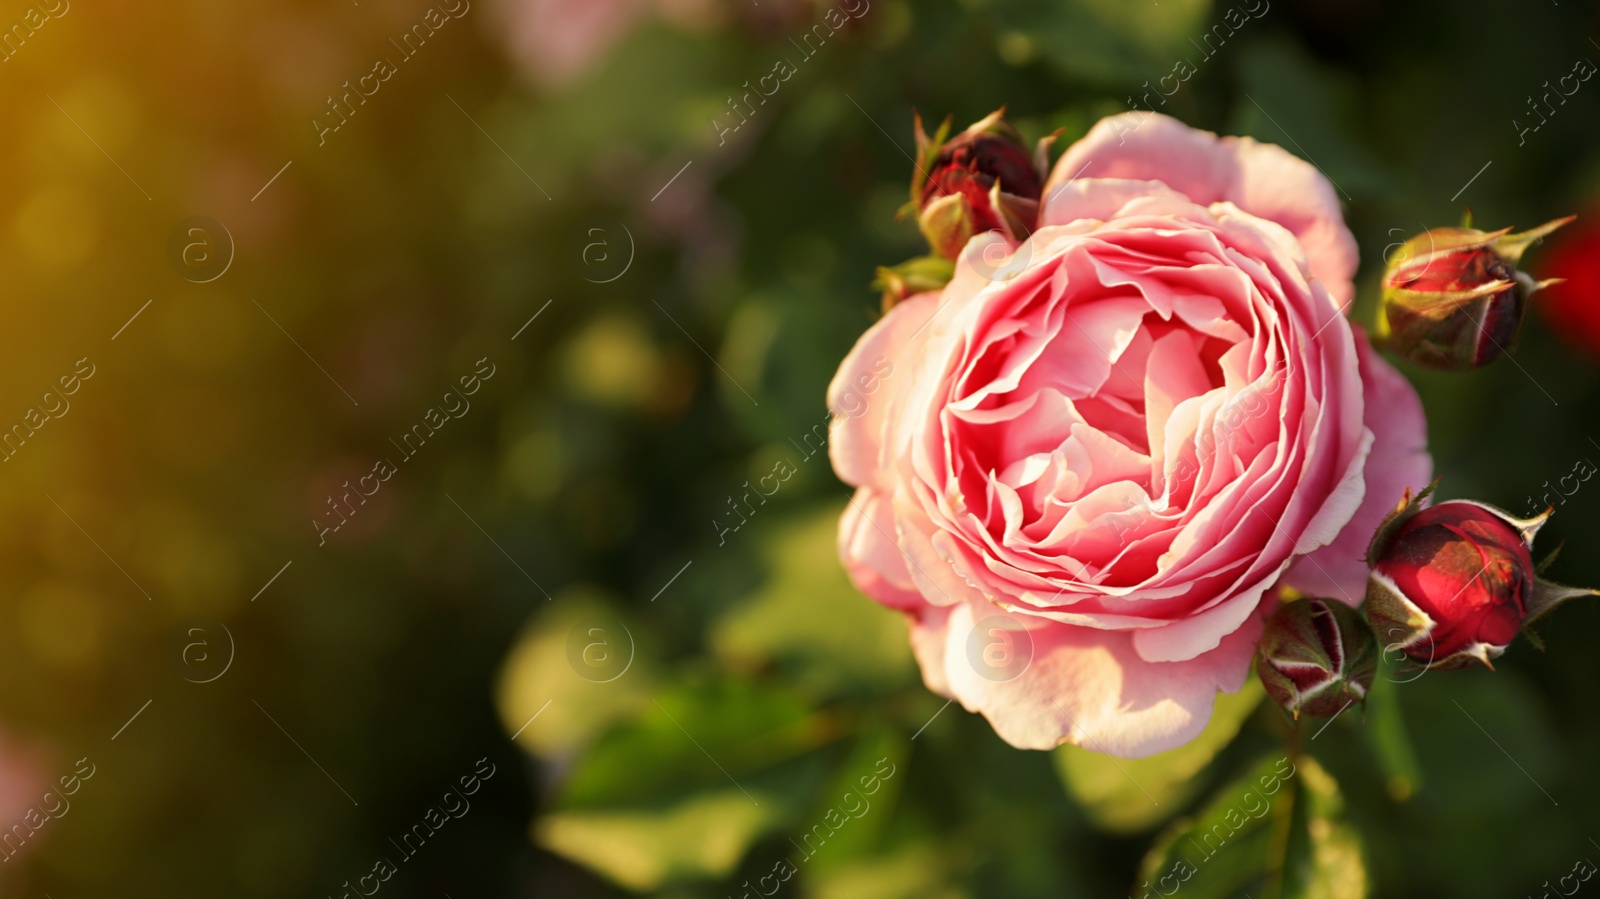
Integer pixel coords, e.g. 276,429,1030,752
939,601,1265,756
827,293,938,490
838,487,923,611
1042,112,1358,306
1285,329,1433,603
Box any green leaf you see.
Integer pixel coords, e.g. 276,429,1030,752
535,673,842,890
797,724,909,870
494,587,656,759
801,841,961,899
986,0,1211,84
1378,669,1569,896
530,503,923,891
1135,754,1367,899
1281,757,1370,899
1363,656,1422,801
536,790,786,892
1056,677,1264,834
1406,670,1562,815
534,664,913,891
557,676,832,809
712,502,914,696
1136,753,1297,899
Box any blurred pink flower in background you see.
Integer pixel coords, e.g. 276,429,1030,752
489,0,719,87
0,727,44,855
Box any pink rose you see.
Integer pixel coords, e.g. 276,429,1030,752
0,726,44,848
490,0,652,86
830,112,1431,757
490,0,716,87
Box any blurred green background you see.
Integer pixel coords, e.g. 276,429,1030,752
3,0,1600,896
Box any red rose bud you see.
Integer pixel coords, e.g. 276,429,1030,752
1366,491,1598,670
1379,217,1572,370
1536,211,1600,359
1256,597,1378,719
910,109,1054,259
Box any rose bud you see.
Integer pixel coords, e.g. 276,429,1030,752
1255,597,1378,719
1366,489,1598,670
1535,210,1600,359
909,109,1055,259
1378,216,1572,370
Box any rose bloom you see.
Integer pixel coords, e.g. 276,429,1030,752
829,113,1431,757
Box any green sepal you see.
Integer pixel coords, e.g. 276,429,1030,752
1522,577,1600,629
1535,542,1563,576
1364,479,1440,565
1491,216,1574,265
909,111,953,206
873,254,955,313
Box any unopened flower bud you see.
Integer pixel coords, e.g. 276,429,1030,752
1379,217,1572,370
1256,597,1378,719
1366,488,1598,671
910,109,1053,259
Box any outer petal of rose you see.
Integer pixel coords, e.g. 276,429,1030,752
1131,577,1278,663
939,602,1265,757
907,604,954,698
1042,112,1358,306
1037,178,1193,229
838,487,924,612
827,293,938,490
1284,329,1432,604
